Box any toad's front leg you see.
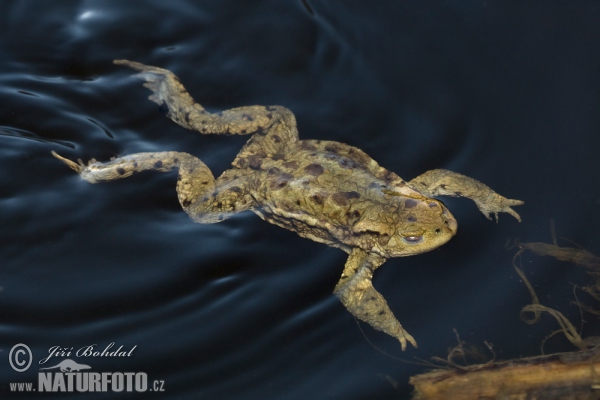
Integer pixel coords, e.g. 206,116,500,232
409,169,524,222
334,248,417,350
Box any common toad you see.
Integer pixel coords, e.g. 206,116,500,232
53,60,523,350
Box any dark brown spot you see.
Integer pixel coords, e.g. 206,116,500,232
272,153,285,161
154,160,163,168
304,163,324,176
405,199,418,208
269,173,293,191
266,113,273,119
368,182,381,189
117,167,126,175
283,161,299,169
428,202,438,208
182,199,192,207
407,216,418,222
309,192,328,205
346,209,361,224
347,148,371,165
248,155,263,170
338,157,358,169
230,186,242,193
331,191,360,206
272,180,288,189
454,191,462,196
268,167,281,175
383,171,397,182
325,143,341,153
272,135,281,143
242,113,254,121
440,184,447,190
300,141,318,151
133,162,139,168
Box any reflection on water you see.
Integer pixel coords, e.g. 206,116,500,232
1,1,600,398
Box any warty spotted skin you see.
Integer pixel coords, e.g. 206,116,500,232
53,60,524,350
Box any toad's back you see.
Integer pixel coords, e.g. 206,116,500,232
249,145,454,257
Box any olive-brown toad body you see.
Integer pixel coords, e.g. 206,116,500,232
250,147,457,259
52,60,523,350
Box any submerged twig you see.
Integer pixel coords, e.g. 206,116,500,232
511,219,600,351
513,218,600,269
429,329,495,371
512,249,541,323
516,241,600,269
521,304,587,351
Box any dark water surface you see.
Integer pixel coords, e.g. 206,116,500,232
2,1,600,398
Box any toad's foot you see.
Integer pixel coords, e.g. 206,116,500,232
52,151,92,174
114,60,179,107
474,193,524,223
409,169,524,222
334,248,418,350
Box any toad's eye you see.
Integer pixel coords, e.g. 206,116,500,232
403,235,423,244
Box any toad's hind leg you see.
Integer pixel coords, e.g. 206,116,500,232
52,151,254,223
113,60,298,155
334,248,417,350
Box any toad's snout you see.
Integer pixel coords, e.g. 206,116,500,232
442,205,458,235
